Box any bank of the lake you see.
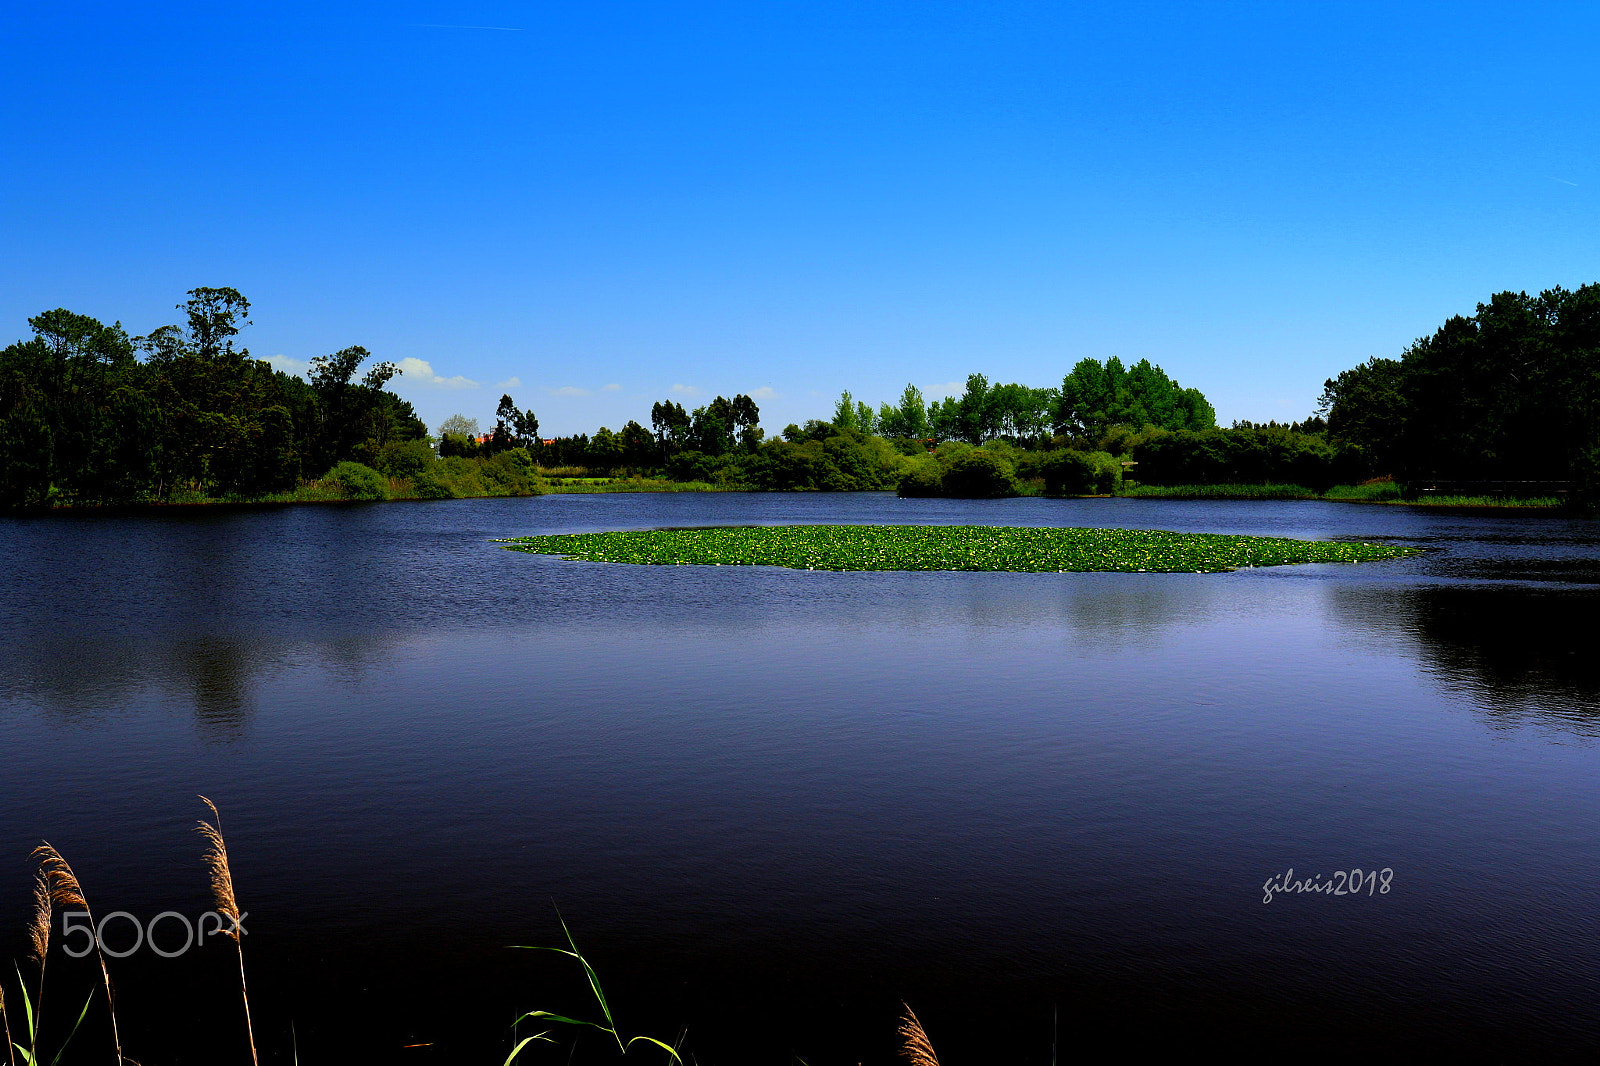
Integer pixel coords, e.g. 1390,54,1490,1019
1120,481,1578,510
27,477,1579,515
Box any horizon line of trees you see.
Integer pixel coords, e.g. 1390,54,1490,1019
15,281,1585,507
445,360,1217,497
1318,283,1599,494
1,288,427,508
438,357,1216,477
826,360,1215,446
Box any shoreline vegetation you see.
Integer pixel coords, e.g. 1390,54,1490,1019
497,525,1419,573
1116,482,1571,509
5,284,1595,514
18,472,1577,511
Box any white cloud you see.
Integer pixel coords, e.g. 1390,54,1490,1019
494,376,523,389
747,386,778,399
552,386,590,397
601,383,621,391
669,383,702,396
397,357,480,389
924,381,966,398
263,354,310,377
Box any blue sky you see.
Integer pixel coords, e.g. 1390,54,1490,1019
3,1,1597,436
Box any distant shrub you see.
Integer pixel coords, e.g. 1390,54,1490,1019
896,457,945,497
665,450,720,483
1038,451,1096,495
1132,426,1348,488
895,446,1020,498
377,438,437,480
743,429,906,492
430,456,487,497
1097,423,1169,457
481,448,543,496
938,450,1020,499
409,466,461,499
1084,451,1122,493
323,461,389,500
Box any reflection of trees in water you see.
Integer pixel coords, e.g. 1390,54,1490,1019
658,572,1198,654
0,631,404,736
1332,584,1600,734
178,637,255,735
856,574,1191,647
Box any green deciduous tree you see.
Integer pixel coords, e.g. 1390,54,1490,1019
495,394,539,450
180,287,252,362
1317,357,1406,474
877,383,931,440
1318,283,1600,492
651,400,692,458
1055,356,1214,439
618,420,655,467
832,390,858,432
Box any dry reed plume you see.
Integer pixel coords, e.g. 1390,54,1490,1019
33,845,85,911
18,870,52,1065
30,872,50,965
897,1003,941,1066
33,842,124,1065
197,799,240,933
198,797,258,1066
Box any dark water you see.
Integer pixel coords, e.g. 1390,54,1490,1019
2,494,1598,1064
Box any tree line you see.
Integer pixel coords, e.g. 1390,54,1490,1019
24,281,1580,506
1318,283,1600,494
829,360,1214,445
491,357,1213,480
482,359,1214,497
0,288,426,507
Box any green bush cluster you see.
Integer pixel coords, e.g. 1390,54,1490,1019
648,426,911,492
387,447,544,500
1131,425,1359,490
324,461,390,500
1014,448,1122,495
895,443,1020,498
892,443,1121,499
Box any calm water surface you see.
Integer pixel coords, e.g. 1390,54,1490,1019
2,494,1598,1064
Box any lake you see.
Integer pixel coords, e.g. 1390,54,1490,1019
2,493,1597,1064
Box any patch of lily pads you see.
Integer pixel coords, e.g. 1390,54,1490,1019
496,524,1417,573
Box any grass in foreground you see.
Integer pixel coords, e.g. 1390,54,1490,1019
5,809,1022,1066
497,524,1416,573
